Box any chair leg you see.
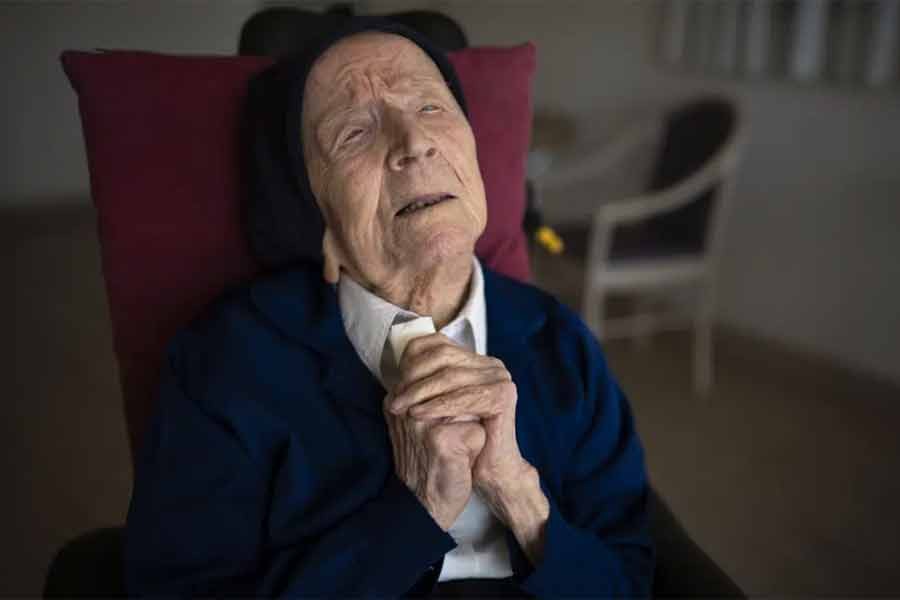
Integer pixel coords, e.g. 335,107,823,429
694,288,714,396
582,286,605,339
694,319,712,395
632,296,654,349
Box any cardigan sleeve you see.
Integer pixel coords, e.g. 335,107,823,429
510,320,655,597
124,339,455,598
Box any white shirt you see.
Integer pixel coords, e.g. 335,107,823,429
338,258,513,581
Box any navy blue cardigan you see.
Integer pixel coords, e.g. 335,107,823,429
124,263,654,597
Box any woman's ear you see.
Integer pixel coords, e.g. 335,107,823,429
321,228,342,284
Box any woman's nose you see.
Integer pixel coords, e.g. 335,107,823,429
387,113,437,171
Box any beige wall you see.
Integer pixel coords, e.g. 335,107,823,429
4,0,899,383
0,0,271,206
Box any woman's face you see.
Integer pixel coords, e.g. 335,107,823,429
301,33,486,288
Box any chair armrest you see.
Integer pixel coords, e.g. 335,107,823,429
44,527,125,597
596,133,742,228
649,487,745,597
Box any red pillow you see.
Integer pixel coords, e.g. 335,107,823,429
61,45,535,460
455,46,535,284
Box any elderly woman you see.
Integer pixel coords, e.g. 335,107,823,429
125,18,653,597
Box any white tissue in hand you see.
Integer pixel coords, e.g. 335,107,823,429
389,316,436,363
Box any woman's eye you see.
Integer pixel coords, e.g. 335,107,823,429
340,128,365,145
420,104,441,113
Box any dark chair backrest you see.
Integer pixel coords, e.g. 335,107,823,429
238,8,349,57
376,11,468,51
650,98,735,192
643,97,737,253
238,6,468,57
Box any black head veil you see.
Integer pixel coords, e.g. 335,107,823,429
243,17,469,270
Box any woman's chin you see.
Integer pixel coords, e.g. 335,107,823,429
384,232,475,282
407,227,475,270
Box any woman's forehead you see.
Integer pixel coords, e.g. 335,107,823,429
304,33,445,114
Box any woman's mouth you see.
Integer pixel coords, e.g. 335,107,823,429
396,193,456,217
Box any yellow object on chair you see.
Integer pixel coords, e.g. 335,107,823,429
535,225,565,255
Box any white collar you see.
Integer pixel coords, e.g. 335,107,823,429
338,257,487,385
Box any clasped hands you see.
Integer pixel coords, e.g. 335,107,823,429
384,334,549,562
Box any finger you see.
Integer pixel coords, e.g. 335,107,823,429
410,381,515,421
401,332,454,364
389,364,509,414
397,335,465,384
382,392,395,416
398,344,500,395
460,422,487,464
396,332,453,375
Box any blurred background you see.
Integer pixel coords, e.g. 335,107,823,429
4,0,900,596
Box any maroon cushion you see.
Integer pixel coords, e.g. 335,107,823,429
456,45,535,284
61,44,535,460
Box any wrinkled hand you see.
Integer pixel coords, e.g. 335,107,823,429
388,334,533,499
384,393,485,531
387,333,549,563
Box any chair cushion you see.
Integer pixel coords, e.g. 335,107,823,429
61,44,535,458
642,98,736,256
557,224,703,265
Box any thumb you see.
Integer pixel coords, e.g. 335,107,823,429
463,423,487,463
481,416,507,456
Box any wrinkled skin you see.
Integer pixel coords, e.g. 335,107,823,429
383,401,485,531
302,34,547,559
302,32,486,325
388,333,539,505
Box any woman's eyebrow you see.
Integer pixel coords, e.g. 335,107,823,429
389,75,447,94
311,72,449,140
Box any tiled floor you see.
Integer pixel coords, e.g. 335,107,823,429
4,206,900,595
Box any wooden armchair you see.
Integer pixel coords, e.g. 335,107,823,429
537,98,744,394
